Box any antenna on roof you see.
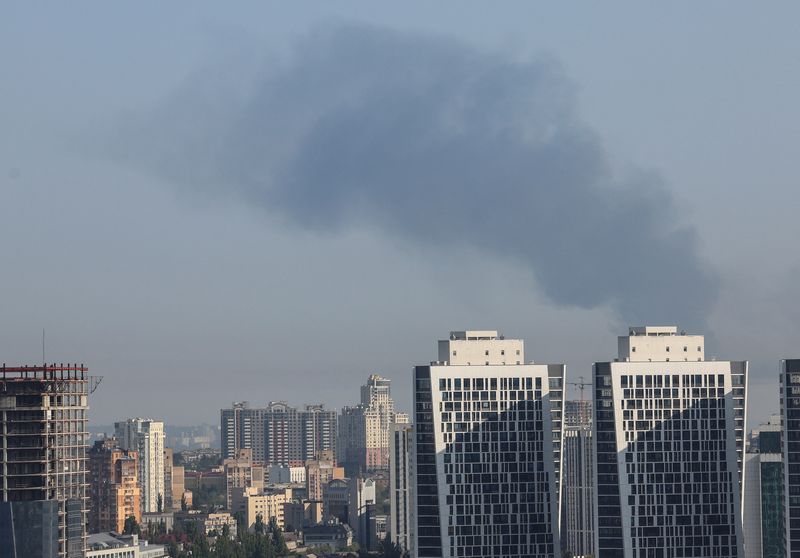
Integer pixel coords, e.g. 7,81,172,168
42,328,45,366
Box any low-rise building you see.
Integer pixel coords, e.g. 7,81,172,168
284,500,323,531
322,478,350,524
86,532,168,558
303,521,353,550
231,486,293,531
268,465,306,484
205,512,238,538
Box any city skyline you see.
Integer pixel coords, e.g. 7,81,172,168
3,3,800,427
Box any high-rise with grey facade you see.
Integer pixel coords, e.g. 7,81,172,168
389,421,413,554
781,359,800,557
412,330,564,558
594,326,748,558
0,364,90,558
561,400,594,558
743,415,783,558
114,418,165,514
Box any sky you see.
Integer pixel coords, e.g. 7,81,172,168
2,2,799,428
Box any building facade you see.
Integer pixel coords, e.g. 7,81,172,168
412,330,564,558
560,400,594,558
594,326,748,558
115,419,165,514
0,364,90,558
89,438,141,533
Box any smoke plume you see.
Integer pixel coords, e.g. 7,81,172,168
118,23,717,328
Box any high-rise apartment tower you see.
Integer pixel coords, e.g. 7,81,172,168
114,418,165,514
593,326,748,558
412,330,564,558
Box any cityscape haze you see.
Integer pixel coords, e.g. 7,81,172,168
2,3,800,558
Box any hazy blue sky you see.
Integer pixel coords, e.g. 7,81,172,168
2,3,799,428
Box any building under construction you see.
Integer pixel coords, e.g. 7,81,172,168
0,364,92,558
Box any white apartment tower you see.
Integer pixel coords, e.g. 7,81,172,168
413,330,565,558
114,418,166,514
593,326,748,558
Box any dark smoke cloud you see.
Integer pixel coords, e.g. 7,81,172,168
118,23,717,328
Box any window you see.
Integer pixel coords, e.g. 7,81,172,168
453,351,457,356
632,346,636,352
666,346,670,352
485,350,489,356
500,350,505,356
683,346,687,352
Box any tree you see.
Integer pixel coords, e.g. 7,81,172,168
181,493,188,512
268,517,288,555
254,513,265,535
158,493,164,513
123,515,140,536
378,535,404,558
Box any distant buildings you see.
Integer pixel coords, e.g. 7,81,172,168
114,418,166,514
220,401,337,466
412,330,565,558
338,375,408,473
163,448,186,512
88,438,141,533
0,364,90,558
307,455,345,501
593,326,747,558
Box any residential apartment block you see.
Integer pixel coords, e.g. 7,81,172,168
594,326,747,558
412,330,565,558
114,418,165,514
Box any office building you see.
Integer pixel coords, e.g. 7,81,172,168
0,364,90,558
221,401,337,466
782,359,800,557
114,419,165,514
594,326,748,558
389,422,413,554
560,400,594,558
743,415,783,558
412,330,565,558
88,438,141,533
